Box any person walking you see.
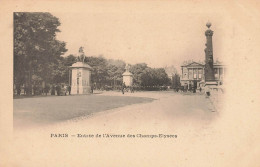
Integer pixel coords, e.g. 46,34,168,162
205,85,210,97
130,86,134,93
51,85,55,95
68,85,71,95
121,82,126,94
17,86,21,95
56,84,61,96
91,84,94,94
64,85,67,95
193,86,196,93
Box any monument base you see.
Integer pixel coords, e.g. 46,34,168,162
71,86,91,95
70,61,92,95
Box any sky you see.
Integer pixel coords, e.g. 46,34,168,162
51,0,259,71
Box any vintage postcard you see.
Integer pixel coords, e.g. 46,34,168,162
0,0,260,166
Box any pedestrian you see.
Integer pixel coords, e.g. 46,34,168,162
51,85,56,95
17,86,21,95
130,86,134,93
64,85,67,95
121,86,124,94
91,84,94,94
68,85,71,95
199,87,202,92
56,84,61,96
121,82,126,94
205,85,210,97
193,87,196,93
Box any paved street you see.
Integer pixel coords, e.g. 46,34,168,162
13,91,223,167
14,91,215,129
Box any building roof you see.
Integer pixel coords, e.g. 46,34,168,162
181,61,226,67
181,61,204,67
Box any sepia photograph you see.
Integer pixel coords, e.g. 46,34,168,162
13,12,225,129
1,0,260,167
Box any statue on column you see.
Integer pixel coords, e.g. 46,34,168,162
125,64,130,72
77,46,86,62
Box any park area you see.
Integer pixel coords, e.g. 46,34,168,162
14,92,153,128
12,90,228,167
13,91,257,167
13,91,215,129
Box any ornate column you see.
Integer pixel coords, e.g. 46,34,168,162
204,22,215,82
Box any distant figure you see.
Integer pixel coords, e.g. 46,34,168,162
68,85,71,95
130,86,134,93
121,86,124,94
56,84,61,96
17,86,21,95
91,84,94,94
51,85,56,95
64,85,68,95
199,87,202,92
205,85,210,97
122,82,126,94
193,87,196,93
24,86,27,95
189,85,192,92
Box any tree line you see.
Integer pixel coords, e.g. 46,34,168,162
14,12,176,95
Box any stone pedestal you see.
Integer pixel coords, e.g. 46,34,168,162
123,72,133,87
122,64,133,87
70,62,92,94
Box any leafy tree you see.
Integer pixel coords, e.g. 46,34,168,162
140,68,170,87
106,59,126,87
64,54,77,66
172,73,181,88
14,12,67,95
129,63,148,86
85,55,108,89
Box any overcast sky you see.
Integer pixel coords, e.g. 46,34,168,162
51,0,259,71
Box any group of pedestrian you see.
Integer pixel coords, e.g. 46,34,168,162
177,83,211,99
51,84,71,96
121,82,135,94
121,82,126,94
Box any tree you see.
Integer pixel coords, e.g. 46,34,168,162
172,73,181,88
129,63,148,86
14,12,67,95
140,68,170,87
64,54,77,66
85,55,108,89
106,59,126,87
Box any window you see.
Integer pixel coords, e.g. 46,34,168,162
188,69,193,79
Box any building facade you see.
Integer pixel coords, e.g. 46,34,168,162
180,61,226,89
